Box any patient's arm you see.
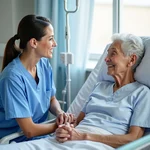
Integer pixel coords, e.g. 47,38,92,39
82,126,144,148
56,125,144,148
16,118,57,138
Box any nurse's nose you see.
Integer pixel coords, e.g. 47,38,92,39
53,39,57,47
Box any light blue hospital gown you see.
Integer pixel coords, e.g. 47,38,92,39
0,56,56,142
80,81,150,135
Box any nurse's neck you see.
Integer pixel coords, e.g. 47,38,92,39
19,51,39,80
19,51,39,70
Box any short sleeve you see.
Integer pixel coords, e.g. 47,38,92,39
130,86,150,128
1,74,31,120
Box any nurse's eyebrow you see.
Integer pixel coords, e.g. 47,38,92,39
49,35,54,37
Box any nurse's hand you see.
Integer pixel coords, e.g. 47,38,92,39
56,112,76,125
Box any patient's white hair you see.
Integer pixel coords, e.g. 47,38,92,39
111,33,144,71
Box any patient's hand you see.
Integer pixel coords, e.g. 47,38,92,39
56,112,76,126
56,123,85,143
55,123,72,142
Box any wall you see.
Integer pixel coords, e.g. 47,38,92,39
0,0,35,70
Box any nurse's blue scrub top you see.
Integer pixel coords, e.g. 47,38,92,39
0,56,56,142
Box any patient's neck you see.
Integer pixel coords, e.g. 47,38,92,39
113,70,135,92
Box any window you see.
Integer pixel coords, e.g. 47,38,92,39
87,0,150,70
87,0,113,69
89,0,112,55
121,0,150,35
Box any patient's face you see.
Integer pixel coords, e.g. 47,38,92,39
105,41,131,77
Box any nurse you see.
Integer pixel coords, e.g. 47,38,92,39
0,14,74,142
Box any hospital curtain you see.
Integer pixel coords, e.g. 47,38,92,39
67,0,94,102
35,0,94,110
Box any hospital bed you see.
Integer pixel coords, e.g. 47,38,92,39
0,36,150,150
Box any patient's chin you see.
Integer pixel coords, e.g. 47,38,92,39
107,71,112,75
107,71,115,78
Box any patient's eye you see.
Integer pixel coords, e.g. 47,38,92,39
107,51,115,57
107,49,117,58
111,52,116,56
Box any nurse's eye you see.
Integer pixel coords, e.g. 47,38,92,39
49,38,53,41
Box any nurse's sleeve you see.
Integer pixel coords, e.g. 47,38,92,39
130,86,150,128
1,76,31,120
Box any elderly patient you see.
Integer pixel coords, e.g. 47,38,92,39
56,33,150,148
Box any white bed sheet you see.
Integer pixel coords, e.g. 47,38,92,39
0,125,115,150
0,136,114,150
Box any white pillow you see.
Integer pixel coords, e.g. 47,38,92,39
135,37,150,87
98,36,150,88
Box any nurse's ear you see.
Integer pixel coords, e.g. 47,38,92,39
29,38,38,49
128,54,137,67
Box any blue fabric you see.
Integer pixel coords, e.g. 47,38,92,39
81,81,150,135
0,56,56,142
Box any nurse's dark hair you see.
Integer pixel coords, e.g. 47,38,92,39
2,14,51,71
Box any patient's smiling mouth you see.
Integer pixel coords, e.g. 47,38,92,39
107,64,115,68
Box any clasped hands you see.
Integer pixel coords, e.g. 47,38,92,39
55,122,84,143
55,112,84,142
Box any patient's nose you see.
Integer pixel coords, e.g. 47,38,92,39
105,56,110,62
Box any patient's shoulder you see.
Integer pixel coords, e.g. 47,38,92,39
136,81,150,90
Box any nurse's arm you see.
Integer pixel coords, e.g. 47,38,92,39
16,118,57,138
49,96,64,116
50,96,76,125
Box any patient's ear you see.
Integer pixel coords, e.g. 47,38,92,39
29,38,37,49
128,54,137,67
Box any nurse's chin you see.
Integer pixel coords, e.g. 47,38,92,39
49,55,53,58
46,54,53,59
